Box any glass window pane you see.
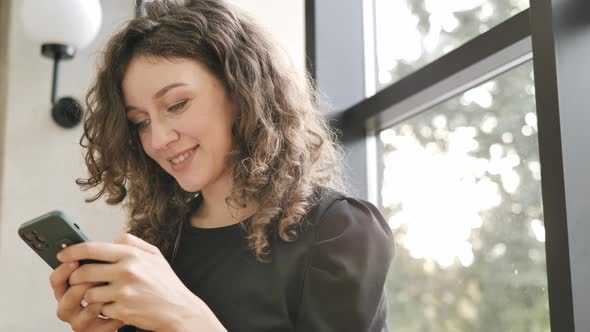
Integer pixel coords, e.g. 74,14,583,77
381,61,550,331
375,0,529,90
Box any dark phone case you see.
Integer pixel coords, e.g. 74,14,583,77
17,210,99,269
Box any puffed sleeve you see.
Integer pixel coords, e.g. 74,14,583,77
294,197,395,332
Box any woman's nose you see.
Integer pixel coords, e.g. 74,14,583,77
150,120,179,150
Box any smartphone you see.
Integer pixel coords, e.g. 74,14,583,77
18,210,100,269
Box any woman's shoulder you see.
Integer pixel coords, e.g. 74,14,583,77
303,187,394,251
292,188,394,331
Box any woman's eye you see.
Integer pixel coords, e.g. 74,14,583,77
168,100,188,112
134,119,150,131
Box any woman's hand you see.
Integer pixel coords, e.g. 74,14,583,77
49,261,125,332
56,233,226,332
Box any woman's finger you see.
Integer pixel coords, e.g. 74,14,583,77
83,282,118,304
68,261,118,285
100,301,124,322
81,302,104,319
114,233,161,255
56,283,93,322
57,242,135,264
70,302,126,332
88,318,126,332
69,302,103,331
49,261,79,300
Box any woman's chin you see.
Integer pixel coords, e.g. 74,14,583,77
176,179,203,193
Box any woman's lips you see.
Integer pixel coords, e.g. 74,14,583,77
170,146,198,171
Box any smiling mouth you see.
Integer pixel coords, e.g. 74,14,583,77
169,146,198,165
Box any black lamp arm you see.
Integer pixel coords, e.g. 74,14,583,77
51,57,60,104
41,43,75,104
40,43,82,128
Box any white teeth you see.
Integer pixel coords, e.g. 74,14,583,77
170,149,194,165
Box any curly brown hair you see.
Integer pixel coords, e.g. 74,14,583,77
77,0,345,261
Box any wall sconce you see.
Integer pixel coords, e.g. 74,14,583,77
21,0,102,128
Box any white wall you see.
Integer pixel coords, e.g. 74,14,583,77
0,0,304,330
0,1,135,330
229,0,306,72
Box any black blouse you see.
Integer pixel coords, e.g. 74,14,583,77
121,190,394,332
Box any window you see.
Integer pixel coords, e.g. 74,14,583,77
380,61,550,331
372,0,529,91
311,0,585,329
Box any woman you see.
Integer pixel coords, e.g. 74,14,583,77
49,0,394,331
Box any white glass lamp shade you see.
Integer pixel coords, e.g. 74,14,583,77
21,0,102,49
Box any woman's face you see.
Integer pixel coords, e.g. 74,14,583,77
122,56,235,192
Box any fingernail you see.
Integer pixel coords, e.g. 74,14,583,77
56,252,64,261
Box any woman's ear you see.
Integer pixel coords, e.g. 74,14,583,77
231,108,240,138
231,122,238,138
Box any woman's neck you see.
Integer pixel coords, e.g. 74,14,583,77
189,173,255,229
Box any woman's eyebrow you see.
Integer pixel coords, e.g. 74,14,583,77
153,82,188,100
125,82,188,113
